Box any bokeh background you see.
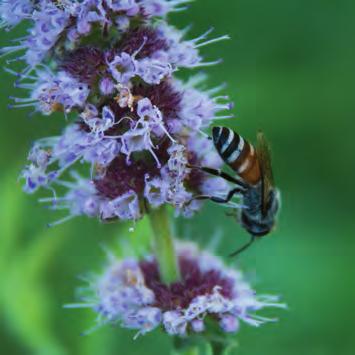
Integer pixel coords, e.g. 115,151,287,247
1,0,355,354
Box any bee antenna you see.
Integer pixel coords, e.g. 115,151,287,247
229,235,256,257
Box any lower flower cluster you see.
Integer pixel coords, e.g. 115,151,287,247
72,241,286,338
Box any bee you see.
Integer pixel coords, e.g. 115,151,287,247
188,126,281,256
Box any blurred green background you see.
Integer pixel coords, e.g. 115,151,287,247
1,0,355,354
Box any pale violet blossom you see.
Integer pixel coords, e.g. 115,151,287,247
68,241,286,337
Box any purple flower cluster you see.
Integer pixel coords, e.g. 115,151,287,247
70,241,285,337
1,0,233,223
0,1,193,63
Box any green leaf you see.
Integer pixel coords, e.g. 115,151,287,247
1,227,68,355
0,173,68,354
0,174,25,274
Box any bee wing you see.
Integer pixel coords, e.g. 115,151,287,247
256,131,275,216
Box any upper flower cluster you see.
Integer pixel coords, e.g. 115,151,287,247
0,0,209,67
1,0,233,224
69,241,285,337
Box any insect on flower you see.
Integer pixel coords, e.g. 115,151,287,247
188,127,281,256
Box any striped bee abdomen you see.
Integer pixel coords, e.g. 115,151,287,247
212,126,261,185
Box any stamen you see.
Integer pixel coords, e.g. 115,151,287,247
45,186,58,205
9,96,36,103
79,322,108,337
9,36,29,43
56,157,82,176
212,115,234,120
206,83,227,95
214,103,233,110
171,6,190,13
3,67,24,78
190,27,215,44
20,65,35,79
198,129,209,138
185,73,208,87
251,314,278,323
47,215,76,228
149,148,161,168
38,197,68,203
14,83,36,89
55,179,79,189
195,35,230,48
104,135,122,139
8,102,36,109
213,95,230,101
35,137,60,145
160,125,176,143
133,36,148,58
6,55,25,64
63,303,95,309
169,0,193,5
36,63,52,74
0,44,26,57
190,59,223,68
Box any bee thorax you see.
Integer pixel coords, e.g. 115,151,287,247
241,186,280,237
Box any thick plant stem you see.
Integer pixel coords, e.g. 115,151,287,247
172,341,224,355
171,347,199,355
172,338,207,355
149,206,180,284
211,341,224,355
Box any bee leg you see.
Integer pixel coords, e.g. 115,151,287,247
186,187,244,206
212,187,244,203
187,165,247,188
229,235,256,257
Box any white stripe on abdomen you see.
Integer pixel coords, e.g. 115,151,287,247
220,129,234,154
226,136,245,163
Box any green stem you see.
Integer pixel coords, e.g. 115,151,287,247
210,341,224,355
171,347,199,355
172,338,223,355
149,206,180,284
172,338,204,355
